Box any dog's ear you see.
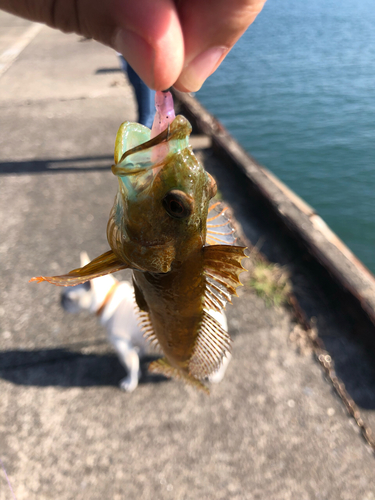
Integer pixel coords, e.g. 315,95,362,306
80,251,90,268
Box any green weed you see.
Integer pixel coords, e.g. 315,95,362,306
248,261,291,307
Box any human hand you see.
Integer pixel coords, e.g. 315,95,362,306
0,0,266,91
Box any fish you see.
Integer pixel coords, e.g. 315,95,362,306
30,91,248,392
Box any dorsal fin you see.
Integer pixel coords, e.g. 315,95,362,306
137,310,162,353
203,245,248,311
206,202,236,246
189,311,231,380
149,358,210,394
29,250,129,287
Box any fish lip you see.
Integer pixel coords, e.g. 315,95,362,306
126,230,174,248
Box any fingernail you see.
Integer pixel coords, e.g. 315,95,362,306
113,28,155,88
178,46,227,92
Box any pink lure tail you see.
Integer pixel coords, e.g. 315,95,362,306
150,90,175,138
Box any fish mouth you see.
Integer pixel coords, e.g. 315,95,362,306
129,234,174,249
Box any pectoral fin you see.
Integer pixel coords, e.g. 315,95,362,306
29,250,129,287
206,202,236,246
203,244,248,311
148,358,210,394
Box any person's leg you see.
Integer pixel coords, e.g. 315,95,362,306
126,64,156,128
118,55,155,128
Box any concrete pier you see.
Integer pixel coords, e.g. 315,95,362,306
1,12,375,500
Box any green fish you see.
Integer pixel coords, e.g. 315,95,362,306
31,95,247,392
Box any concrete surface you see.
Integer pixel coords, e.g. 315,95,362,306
1,13,375,500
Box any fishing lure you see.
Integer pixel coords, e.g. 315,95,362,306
31,91,247,392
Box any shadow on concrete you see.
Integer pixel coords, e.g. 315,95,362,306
95,67,122,74
0,156,114,175
0,348,166,388
319,335,375,411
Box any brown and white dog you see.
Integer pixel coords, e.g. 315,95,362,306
61,253,231,392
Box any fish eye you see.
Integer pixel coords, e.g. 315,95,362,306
162,190,193,219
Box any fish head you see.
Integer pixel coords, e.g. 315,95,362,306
108,115,217,273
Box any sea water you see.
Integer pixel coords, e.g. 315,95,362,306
197,0,375,273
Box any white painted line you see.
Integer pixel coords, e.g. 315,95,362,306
0,23,43,77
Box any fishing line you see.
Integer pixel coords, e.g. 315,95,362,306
0,458,17,500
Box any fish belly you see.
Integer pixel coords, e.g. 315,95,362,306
133,252,205,369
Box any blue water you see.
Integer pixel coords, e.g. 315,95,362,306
197,0,375,273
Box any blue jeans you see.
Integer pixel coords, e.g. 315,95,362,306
118,56,155,129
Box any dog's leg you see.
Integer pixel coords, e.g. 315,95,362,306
111,336,141,392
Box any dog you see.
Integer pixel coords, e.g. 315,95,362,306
61,252,231,392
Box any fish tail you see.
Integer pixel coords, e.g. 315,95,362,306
148,358,210,395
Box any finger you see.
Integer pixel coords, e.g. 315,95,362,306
112,0,184,90
174,0,266,92
0,0,185,91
